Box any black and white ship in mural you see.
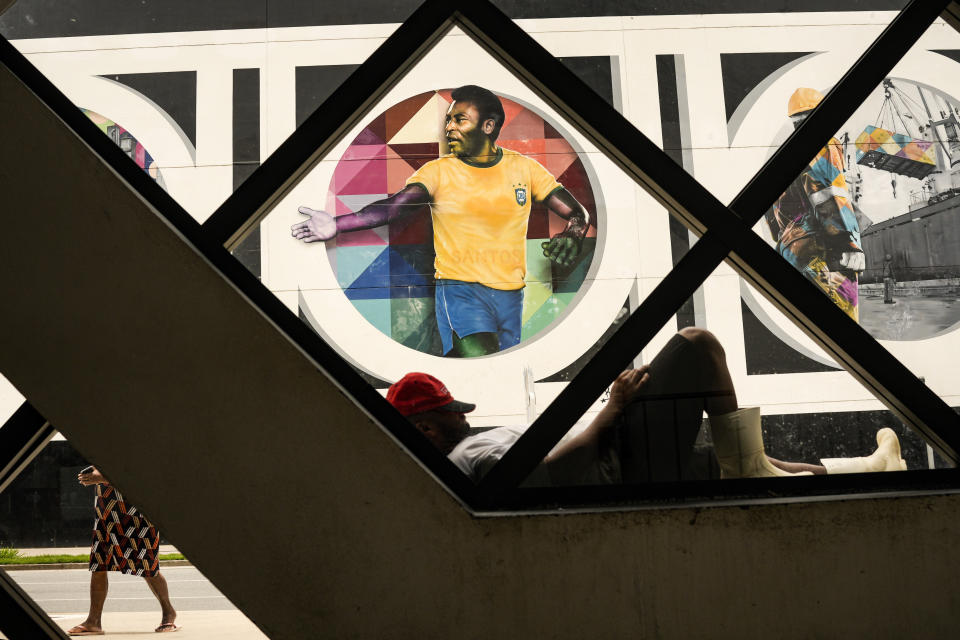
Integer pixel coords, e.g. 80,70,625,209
844,79,960,340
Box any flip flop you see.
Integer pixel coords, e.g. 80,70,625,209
155,622,181,633
67,625,104,636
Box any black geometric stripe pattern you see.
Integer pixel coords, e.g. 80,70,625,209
89,485,160,577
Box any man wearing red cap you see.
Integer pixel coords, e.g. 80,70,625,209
387,328,906,484
387,372,479,457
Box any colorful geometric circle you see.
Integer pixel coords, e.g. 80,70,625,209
325,90,598,356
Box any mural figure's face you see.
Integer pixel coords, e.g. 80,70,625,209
444,100,493,157
791,111,810,130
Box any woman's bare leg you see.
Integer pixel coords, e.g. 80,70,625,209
144,572,177,630
68,571,108,634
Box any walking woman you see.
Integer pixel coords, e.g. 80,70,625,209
67,467,179,635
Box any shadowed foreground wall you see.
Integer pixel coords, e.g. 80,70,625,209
1,53,959,639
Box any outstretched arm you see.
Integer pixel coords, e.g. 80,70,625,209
543,367,649,484
292,183,430,243
541,188,590,267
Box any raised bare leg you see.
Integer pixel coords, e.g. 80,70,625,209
620,328,738,482
676,327,738,416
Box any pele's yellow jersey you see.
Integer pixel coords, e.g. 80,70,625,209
406,147,562,290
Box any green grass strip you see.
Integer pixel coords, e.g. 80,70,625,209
0,553,185,565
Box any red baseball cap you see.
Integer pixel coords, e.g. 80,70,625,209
386,372,476,417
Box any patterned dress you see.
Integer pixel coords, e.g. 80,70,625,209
89,484,160,577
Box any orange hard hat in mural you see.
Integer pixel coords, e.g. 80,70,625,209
787,87,825,116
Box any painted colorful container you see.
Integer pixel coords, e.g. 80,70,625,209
855,125,936,179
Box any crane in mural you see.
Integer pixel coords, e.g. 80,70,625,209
851,78,960,288
849,78,960,205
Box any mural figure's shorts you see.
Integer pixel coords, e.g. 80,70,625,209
435,279,523,355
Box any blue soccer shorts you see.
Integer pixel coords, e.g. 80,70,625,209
435,279,523,355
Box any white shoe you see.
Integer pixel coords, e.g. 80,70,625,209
820,427,908,474
710,407,813,478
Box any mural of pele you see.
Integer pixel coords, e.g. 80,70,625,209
292,86,597,357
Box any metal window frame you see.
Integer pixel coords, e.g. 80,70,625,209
0,0,958,517
0,402,54,495
0,567,69,640
0,403,62,640
202,0,960,504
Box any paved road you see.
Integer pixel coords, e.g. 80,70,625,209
2,567,267,639
9,566,235,615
